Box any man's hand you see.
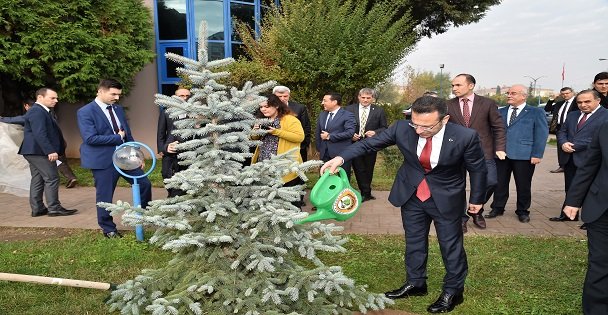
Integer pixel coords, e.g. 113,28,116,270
320,130,330,140
467,204,483,214
167,141,179,153
47,152,58,162
320,157,344,175
364,130,376,137
531,157,542,165
118,129,126,139
562,142,575,153
352,133,361,141
496,151,506,160
563,206,581,220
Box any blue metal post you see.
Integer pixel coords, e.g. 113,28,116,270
131,178,144,241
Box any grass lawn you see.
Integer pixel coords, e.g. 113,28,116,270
0,230,587,314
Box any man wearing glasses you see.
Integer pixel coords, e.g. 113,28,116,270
321,96,487,313
485,85,549,223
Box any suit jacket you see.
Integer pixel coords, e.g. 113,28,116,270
18,103,65,156
557,107,608,168
565,121,608,223
157,107,179,155
447,95,505,159
344,103,388,139
315,108,356,158
499,104,549,160
339,121,487,220
0,115,25,125
288,101,311,147
552,98,578,127
77,100,134,169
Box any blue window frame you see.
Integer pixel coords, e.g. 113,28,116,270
154,0,279,93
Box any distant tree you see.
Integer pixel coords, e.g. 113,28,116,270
375,81,402,105
400,66,451,104
0,0,155,115
495,85,501,96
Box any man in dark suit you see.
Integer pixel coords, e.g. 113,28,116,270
157,88,190,197
315,92,356,176
321,96,486,313
551,90,608,223
486,84,549,223
77,79,152,238
549,87,577,173
448,74,506,232
18,88,77,217
563,120,608,315
273,86,311,161
2,99,78,188
345,88,388,201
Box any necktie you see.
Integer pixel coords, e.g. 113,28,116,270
560,101,569,125
462,98,471,127
106,105,120,134
324,112,334,130
416,137,432,202
577,113,589,131
509,107,518,126
360,107,369,136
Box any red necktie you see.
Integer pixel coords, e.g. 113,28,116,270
576,113,588,131
106,105,120,134
462,98,471,127
416,137,432,201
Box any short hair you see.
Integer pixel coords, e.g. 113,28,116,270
358,88,376,98
325,92,342,105
35,87,55,98
577,89,601,100
560,87,573,93
422,91,439,97
411,96,448,119
509,84,528,96
256,94,293,119
273,86,290,94
456,73,476,85
593,72,608,83
98,78,123,90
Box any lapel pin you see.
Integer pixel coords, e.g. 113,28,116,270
448,138,454,142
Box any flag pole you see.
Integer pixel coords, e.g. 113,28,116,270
561,63,565,88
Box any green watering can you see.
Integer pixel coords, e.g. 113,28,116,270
297,167,362,224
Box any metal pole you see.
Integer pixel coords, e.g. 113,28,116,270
132,178,144,242
523,75,545,106
439,64,445,98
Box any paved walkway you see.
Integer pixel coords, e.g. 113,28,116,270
0,144,586,237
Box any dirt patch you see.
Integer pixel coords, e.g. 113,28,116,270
0,226,77,242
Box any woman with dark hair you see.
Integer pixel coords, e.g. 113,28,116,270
251,94,305,191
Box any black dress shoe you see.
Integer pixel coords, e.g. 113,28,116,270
471,213,487,229
104,231,123,238
47,208,78,217
31,208,48,217
66,178,77,188
427,291,464,313
384,283,428,299
549,215,579,222
484,210,504,218
362,195,376,202
550,167,564,173
580,223,588,230
518,214,530,223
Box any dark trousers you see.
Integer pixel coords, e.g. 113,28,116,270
300,146,308,162
92,167,152,233
23,155,62,213
161,155,185,197
352,152,377,197
401,196,467,294
491,157,535,215
463,159,497,221
583,210,608,314
57,155,77,181
557,158,577,217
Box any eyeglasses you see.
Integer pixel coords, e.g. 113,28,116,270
408,120,442,132
505,92,522,96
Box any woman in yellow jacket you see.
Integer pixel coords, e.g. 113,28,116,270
252,94,305,189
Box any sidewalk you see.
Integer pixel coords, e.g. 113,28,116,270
0,145,586,237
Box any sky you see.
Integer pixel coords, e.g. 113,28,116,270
399,0,608,93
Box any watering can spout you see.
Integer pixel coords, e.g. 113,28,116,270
297,167,362,224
